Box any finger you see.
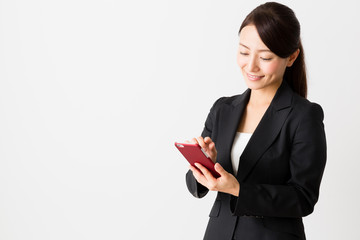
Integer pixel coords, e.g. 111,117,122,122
189,164,202,173
214,163,227,177
195,163,216,181
194,163,218,191
209,141,215,150
196,136,206,149
190,138,199,144
208,142,216,155
206,142,217,162
189,165,207,184
204,136,213,144
203,137,216,153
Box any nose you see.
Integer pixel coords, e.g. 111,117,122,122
247,56,260,72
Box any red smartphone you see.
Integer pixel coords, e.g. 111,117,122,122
175,142,220,178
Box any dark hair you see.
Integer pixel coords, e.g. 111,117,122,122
239,2,307,98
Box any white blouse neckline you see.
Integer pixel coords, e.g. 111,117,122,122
231,132,253,175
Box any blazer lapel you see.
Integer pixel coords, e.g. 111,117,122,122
236,82,294,182
216,89,251,174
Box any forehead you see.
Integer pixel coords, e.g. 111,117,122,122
239,25,269,51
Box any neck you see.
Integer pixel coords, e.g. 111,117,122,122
248,82,282,107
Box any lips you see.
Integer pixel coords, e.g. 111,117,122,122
246,73,264,81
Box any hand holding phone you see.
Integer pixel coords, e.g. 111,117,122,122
175,142,220,178
191,136,217,164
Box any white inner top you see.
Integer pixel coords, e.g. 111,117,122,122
231,132,252,175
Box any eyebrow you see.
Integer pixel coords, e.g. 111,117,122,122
239,43,272,53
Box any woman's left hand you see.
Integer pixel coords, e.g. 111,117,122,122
189,162,240,197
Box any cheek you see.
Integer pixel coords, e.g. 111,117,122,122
237,55,247,68
261,62,283,75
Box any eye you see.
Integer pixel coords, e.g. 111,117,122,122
240,52,249,56
260,57,272,61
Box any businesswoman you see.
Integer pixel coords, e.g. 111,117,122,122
185,2,326,240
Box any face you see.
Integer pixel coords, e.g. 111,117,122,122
237,25,294,92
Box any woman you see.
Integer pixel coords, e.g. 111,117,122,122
186,2,326,240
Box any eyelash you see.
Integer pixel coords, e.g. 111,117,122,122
260,57,272,61
239,52,272,61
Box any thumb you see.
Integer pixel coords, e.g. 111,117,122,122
214,163,227,176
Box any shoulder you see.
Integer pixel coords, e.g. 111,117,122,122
208,95,238,115
291,94,324,121
288,94,326,148
212,95,238,108
209,89,250,113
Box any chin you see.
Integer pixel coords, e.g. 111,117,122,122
244,79,265,90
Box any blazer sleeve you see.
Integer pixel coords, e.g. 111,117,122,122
185,97,224,198
231,103,327,218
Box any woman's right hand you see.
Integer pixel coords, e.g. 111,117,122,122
188,136,217,163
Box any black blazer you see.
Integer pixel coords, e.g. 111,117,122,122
186,81,327,240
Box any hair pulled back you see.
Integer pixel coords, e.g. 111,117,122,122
239,2,307,98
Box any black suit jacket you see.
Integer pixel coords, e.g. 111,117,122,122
186,81,327,240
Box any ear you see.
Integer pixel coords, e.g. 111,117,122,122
287,49,300,67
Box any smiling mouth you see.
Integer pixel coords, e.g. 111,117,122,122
247,73,264,81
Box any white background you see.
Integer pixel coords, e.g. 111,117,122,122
0,0,359,239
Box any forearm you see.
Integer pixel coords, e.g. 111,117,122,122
231,182,316,218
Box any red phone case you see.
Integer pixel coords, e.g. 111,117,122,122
175,142,220,178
